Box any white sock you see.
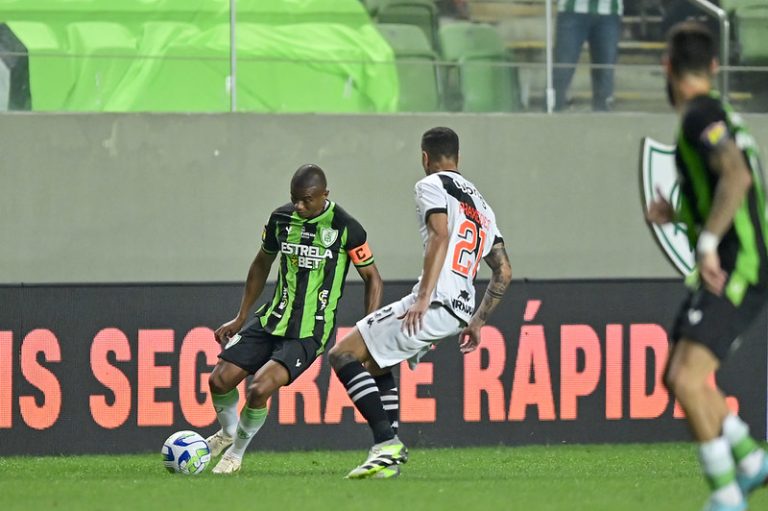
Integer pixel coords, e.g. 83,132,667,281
699,437,743,506
228,406,268,459
722,414,765,477
211,388,239,438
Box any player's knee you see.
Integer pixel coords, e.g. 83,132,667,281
664,367,702,401
328,346,356,370
208,368,231,395
247,377,276,404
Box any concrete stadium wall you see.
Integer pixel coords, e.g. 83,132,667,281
3,113,768,283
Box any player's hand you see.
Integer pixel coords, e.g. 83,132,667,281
215,316,245,346
646,186,675,225
699,251,727,296
458,321,482,354
399,296,430,336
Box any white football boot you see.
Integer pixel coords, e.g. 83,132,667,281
211,450,242,474
206,430,234,458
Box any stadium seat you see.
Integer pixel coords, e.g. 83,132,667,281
374,0,440,51
720,0,766,14
735,4,768,65
376,23,441,112
439,22,521,112
65,22,137,110
5,21,75,109
361,0,380,15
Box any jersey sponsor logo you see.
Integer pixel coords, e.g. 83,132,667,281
318,227,338,248
451,299,474,315
701,120,728,148
281,242,333,270
451,290,474,315
278,286,289,310
640,137,695,276
319,290,329,311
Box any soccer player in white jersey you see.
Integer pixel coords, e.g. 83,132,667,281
328,127,512,479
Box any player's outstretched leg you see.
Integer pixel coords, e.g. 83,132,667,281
723,414,768,497
329,330,408,479
207,362,248,457
345,437,408,479
665,341,747,511
372,371,400,436
211,361,286,474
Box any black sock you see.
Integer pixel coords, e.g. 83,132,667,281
374,372,399,436
335,362,394,444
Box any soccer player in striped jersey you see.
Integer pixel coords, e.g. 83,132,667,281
646,22,768,511
329,127,512,479
206,164,383,474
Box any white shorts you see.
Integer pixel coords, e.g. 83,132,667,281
356,293,463,370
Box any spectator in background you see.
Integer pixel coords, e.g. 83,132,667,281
553,0,623,111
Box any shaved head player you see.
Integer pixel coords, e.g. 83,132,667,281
206,164,383,474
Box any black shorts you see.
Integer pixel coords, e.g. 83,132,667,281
672,285,768,360
218,316,321,383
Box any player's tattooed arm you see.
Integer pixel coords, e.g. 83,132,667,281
705,139,753,238
475,243,512,324
458,242,512,353
696,139,753,295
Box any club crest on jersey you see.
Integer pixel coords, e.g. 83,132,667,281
318,227,338,248
640,137,694,276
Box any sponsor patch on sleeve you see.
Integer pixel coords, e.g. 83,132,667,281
348,241,373,266
261,225,267,242
700,120,729,148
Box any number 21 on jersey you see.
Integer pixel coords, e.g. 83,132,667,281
451,220,486,279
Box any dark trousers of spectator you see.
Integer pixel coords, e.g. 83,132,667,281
553,12,621,111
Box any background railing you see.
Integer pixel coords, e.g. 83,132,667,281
0,0,766,114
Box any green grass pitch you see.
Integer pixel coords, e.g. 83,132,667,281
1,444,767,510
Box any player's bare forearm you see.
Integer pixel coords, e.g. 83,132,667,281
471,243,512,326
356,262,383,315
704,140,753,238
237,249,276,319
418,213,450,301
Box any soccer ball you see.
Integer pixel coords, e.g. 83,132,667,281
161,430,211,475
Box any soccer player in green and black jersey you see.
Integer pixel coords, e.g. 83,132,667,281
646,22,768,511
205,164,383,474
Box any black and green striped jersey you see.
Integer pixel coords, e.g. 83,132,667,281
675,93,768,304
258,201,374,351
557,0,623,15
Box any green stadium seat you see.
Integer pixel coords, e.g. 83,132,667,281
361,0,380,15
376,22,441,112
65,22,137,110
720,0,766,14
5,21,75,109
140,21,199,45
736,4,768,64
374,0,440,51
439,22,520,112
